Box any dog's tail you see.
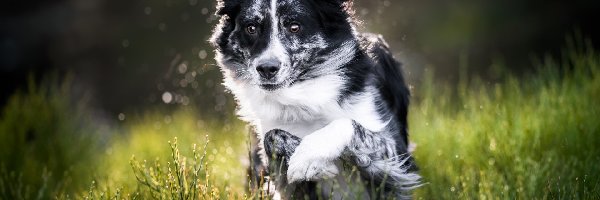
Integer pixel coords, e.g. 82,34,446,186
359,154,422,199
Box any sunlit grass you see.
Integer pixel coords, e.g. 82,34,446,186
411,41,600,199
0,75,251,199
1,41,600,199
98,109,249,195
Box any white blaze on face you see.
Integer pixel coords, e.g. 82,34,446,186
252,0,289,81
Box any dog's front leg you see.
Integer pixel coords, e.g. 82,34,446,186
287,119,355,183
263,129,319,199
263,129,301,185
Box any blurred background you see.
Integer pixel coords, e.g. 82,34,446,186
2,0,598,116
1,0,599,199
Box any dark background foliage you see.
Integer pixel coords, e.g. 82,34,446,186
1,0,599,117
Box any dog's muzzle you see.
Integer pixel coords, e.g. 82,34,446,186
256,59,280,80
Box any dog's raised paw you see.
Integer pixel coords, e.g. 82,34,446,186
287,154,339,183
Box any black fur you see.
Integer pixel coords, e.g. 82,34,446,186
264,121,418,199
212,0,419,199
361,33,412,151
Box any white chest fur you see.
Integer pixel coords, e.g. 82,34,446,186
225,74,388,140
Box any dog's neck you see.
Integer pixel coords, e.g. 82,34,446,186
226,73,344,135
226,75,387,138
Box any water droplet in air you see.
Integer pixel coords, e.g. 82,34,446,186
158,23,167,32
162,92,173,104
198,50,207,59
164,115,172,124
121,39,130,48
178,63,188,74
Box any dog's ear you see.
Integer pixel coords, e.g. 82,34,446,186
211,0,242,49
215,0,242,17
312,0,355,31
321,0,353,8
317,0,354,18
333,0,352,4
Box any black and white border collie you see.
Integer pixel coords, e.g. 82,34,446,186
210,0,420,198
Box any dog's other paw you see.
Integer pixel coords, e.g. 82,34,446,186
263,129,301,161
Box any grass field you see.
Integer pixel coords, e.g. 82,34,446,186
1,41,599,199
410,42,600,199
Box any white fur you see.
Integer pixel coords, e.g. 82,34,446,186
225,73,389,181
213,0,420,197
290,34,328,50
220,0,390,185
227,74,346,137
287,118,354,182
311,41,357,75
223,37,388,180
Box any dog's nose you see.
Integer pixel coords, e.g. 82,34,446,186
256,60,280,80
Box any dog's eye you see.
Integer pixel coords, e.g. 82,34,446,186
246,24,257,34
289,23,300,33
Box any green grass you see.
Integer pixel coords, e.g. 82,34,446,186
98,110,250,199
411,41,600,199
0,74,102,199
0,75,251,199
1,41,599,199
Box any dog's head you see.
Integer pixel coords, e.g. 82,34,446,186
210,0,357,91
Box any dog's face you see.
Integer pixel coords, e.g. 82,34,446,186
211,0,356,91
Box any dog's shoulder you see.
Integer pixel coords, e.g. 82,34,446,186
357,32,392,57
358,32,411,145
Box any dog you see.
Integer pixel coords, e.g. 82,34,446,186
210,0,420,199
